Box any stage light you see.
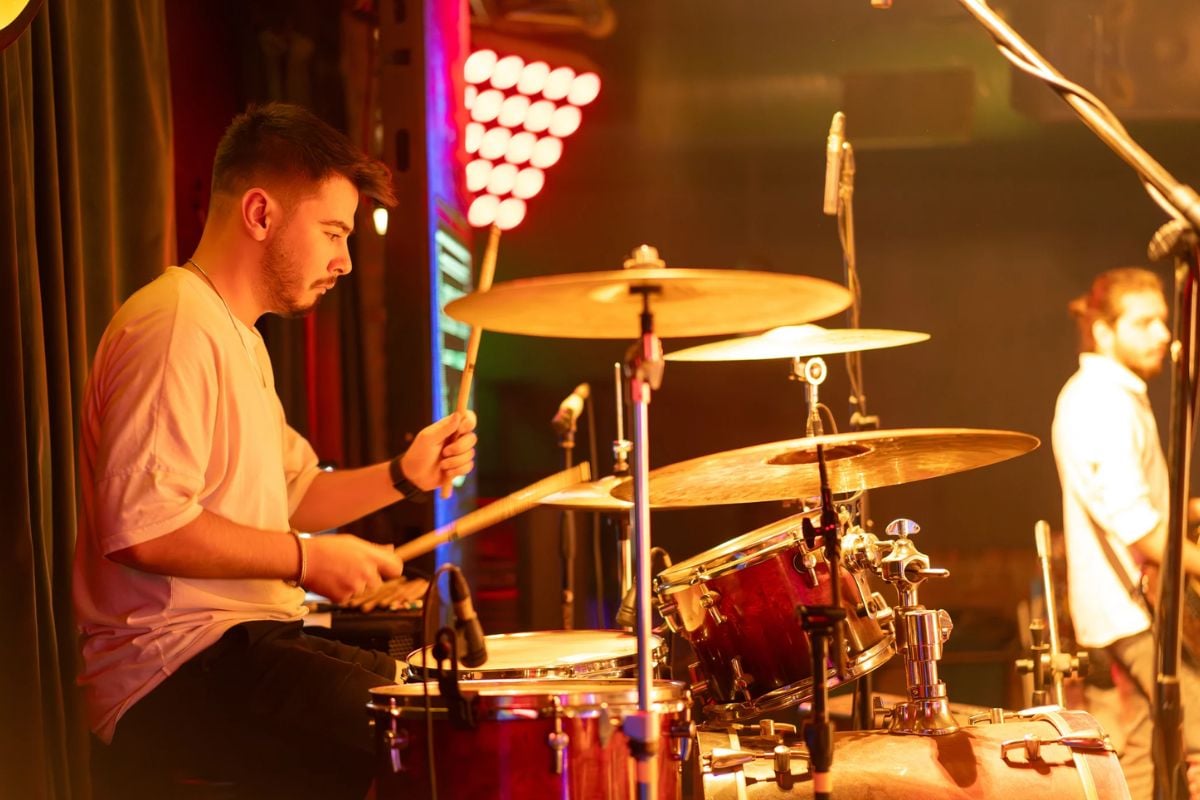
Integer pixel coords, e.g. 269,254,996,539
543,67,576,101
479,127,512,160
465,158,493,193
524,100,555,133
486,163,518,196
468,194,500,227
498,95,531,128
567,73,601,107
491,55,525,90
517,61,551,96
372,206,389,236
495,198,527,231
530,136,563,169
465,122,484,155
471,89,504,123
464,85,478,111
504,131,537,165
464,49,497,85
512,167,545,200
549,105,582,137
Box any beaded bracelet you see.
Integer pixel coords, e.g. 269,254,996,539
286,529,307,588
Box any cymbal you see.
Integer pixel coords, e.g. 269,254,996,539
443,268,852,339
609,428,1039,507
539,475,633,511
665,324,930,362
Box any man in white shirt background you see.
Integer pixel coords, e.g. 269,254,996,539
1053,266,1200,799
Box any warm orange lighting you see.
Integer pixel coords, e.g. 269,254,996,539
464,50,497,85
512,167,545,200
468,194,500,227
491,55,525,90
568,73,602,106
495,198,527,231
549,105,582,138
504,131,537,165
530,136,563,169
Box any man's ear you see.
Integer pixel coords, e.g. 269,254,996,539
1092,317,1114,354
241,188,273,242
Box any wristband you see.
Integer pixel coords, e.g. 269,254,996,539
285,529,307,588
389,454,427,500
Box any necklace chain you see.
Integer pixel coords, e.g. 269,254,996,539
186,258,266,388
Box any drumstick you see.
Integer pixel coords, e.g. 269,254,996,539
441,224,502,499
403,462,590,561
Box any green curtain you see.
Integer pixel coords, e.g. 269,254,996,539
0,1,174,797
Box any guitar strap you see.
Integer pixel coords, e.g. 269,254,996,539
1085,510,1156,626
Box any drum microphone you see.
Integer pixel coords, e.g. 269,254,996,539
615,585,638,629
551,382,590,435
823,112,846,216
449,568,488,668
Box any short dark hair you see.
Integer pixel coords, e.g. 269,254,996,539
212,102,397,207
1068,267,1164,352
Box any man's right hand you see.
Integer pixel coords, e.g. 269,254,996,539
302,534,404,604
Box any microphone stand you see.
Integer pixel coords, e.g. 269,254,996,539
926,4,1200,796
558,408,579,631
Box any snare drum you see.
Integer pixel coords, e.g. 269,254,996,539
368,679,693,799
405,630,665,680
655,511,893,719
699,708,1130,798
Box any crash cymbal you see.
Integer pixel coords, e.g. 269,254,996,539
609,428,1038,507
665,324,930,362
443,251,851,339
538,475,634,511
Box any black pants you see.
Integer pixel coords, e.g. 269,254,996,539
92,620,398,800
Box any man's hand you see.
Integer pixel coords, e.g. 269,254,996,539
400,411,477,491
303,534,404,604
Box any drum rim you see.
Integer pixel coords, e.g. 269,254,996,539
368,677,690,714
404,631,665,679
655,510,818,590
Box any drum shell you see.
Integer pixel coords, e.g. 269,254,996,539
656,517,889,711
369,679,691,800
700,709,1130,799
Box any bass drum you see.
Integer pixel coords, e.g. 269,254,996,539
698,708,1130,799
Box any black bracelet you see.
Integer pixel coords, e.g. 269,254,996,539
389,455,427,500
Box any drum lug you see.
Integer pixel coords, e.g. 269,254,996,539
793,551,820,587
657,599,681,632
700,588,725,624
547,698,570,776
869,592,894,626
730,657,755,702
384,724,410,774
688,661,713,701
968,708,1011,726
999,730,1113,763
669,719,697,762
597,705,616,748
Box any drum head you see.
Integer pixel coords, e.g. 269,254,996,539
656,510,817,590
406,630,663,680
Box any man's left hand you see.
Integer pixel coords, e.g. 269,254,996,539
400,411,477,491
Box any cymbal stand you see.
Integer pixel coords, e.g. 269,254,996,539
613,361,634,605
623,266,665,800
872,519,958,735
790,356,829,438
557,402,579,631
798,441,844,800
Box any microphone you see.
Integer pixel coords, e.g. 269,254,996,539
823,112,846,216
615,585,637,629
449,569,487,667
551,382,590,435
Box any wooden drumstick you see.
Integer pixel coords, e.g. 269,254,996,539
404,462,590,561
441,224,502,499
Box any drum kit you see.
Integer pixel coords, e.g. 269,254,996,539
365,246,1128,799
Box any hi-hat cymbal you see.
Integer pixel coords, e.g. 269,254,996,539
609,428,1039,507
665,324,930,362
444,268,852,339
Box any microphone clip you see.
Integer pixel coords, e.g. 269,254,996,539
432,626,475,729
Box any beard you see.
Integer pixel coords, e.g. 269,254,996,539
261,233,327,318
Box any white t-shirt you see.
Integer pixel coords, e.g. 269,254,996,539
73,267,323,742
1051,353,1165,648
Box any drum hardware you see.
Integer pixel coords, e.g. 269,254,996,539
969,707,1012,726
382,715,410,774
430,627,475,730
872,518,959,736
1014,520,1088,707
790,355,830,437
1000,730,1113,764
550,383,590,631
548,697,569,775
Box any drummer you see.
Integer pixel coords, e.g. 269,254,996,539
73,102,477,799
1051,267,1200,799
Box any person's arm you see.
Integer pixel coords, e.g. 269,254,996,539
1130,526,1200,579
109,508,404,603
289,411,477,533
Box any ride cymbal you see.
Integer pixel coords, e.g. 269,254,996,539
609,428,1038,507
665,324,930,362
443,261,851,339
